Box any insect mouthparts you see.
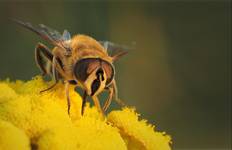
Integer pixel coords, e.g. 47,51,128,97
96,68,104,81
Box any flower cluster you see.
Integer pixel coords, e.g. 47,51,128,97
0,76,171,150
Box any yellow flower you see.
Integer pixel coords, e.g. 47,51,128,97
108,108,171,150
0,76,171,150
0,120,30,150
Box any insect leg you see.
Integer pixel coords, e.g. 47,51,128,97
112,79,126,107
102,87,114,112
65,82,71,115
40,56,59,93
51,56,67,79
40,82,57,93
92,96,104,115
35,43,53,75
81,91,88,115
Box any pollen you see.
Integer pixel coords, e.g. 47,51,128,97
0,76,171,150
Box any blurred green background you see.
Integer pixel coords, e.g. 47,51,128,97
0,1,231,149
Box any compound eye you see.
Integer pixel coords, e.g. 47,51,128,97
96,68,104,81
74,58,99,82
102,61,114,86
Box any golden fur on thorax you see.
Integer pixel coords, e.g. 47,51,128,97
52,34,113,81
70,35,112,62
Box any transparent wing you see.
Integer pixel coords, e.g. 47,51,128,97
99,41,135,61
13,19,71,52
62,30,71,41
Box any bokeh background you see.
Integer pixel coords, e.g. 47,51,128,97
0,1,231,149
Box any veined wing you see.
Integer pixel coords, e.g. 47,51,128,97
13,19,72,53
99,41,135,61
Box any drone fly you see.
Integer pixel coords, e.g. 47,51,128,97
14,19,130,115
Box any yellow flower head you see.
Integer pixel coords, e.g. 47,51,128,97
0,76,171,150
0,120,30,150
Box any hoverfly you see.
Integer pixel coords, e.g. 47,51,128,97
14,19,130,115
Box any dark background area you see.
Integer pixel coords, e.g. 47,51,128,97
0,1,231,149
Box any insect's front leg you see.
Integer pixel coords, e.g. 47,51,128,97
53,56,72,115
92,96,104,115
81,91,88,115
35,43,53,76
112,79,126,107
65,82,71,115
102,86,114,112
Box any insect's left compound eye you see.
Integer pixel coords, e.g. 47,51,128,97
101,61,115,86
